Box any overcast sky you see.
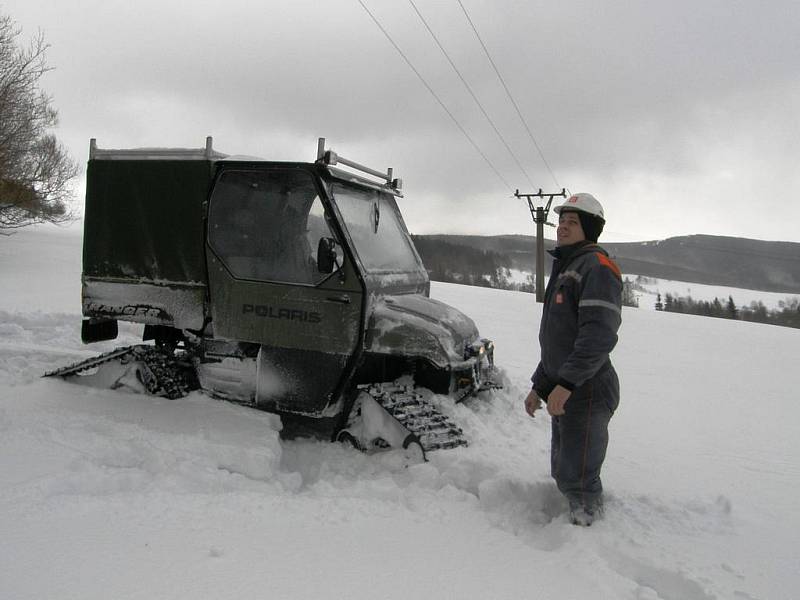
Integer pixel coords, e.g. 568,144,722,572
5,0,800,242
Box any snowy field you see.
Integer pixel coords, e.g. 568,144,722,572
1,226,798,600
507,266,799,311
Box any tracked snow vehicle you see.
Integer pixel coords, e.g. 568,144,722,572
48,138,498,457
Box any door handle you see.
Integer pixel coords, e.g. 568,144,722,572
326,294,351,304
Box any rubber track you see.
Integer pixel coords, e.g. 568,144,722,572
360,382,468,452
44,344,193,400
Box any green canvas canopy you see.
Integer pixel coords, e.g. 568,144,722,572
83,159,213,285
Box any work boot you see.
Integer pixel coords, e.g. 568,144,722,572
569,506,594,527
569,501,603,527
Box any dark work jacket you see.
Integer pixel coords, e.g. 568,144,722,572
531,240,622,399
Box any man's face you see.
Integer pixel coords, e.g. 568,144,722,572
556,210,586,246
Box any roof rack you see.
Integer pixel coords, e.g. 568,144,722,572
89,136,228,161
315,138,402,192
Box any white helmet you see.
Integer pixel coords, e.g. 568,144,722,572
554,193,605,221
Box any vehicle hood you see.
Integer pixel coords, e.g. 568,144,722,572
364,294,480,368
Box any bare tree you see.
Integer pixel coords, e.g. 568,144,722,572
0,13,78,232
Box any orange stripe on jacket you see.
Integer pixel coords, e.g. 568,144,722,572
595,253,622,279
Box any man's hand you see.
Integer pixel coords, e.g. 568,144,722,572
546,385,571,416
524,390,542,418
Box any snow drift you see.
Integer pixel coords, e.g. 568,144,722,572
1,226,797,600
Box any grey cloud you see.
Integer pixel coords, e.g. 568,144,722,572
4,0,800,241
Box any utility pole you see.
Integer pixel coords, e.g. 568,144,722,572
515,188,566,302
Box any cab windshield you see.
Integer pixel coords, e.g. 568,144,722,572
331,182,422,273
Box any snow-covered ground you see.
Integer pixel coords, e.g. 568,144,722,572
1,226,798,600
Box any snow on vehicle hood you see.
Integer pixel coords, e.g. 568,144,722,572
364,294,480,367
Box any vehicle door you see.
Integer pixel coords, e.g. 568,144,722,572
205,166,363,415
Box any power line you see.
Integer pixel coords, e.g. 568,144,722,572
407,0,536,189
456,0,561,190
356,0,513,192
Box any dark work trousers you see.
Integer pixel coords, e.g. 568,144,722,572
550,367,619,509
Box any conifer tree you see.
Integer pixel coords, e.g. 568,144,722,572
655,293,664,311
712,297,723,318
726,295,738,320
664,293,674,312
622,277,639,308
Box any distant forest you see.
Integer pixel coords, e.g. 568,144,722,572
655,292,800,329
411,235,528,291
412,235,633,301
412,235,800,329
414,233,800,294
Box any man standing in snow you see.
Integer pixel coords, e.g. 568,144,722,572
524,193,622,526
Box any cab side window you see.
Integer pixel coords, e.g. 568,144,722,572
208,169,337,285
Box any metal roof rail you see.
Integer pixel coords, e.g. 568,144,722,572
315,138,402,192
89,137,228,161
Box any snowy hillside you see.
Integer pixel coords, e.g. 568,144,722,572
625,275,796,311
1,226,797,600
506,266,797,312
